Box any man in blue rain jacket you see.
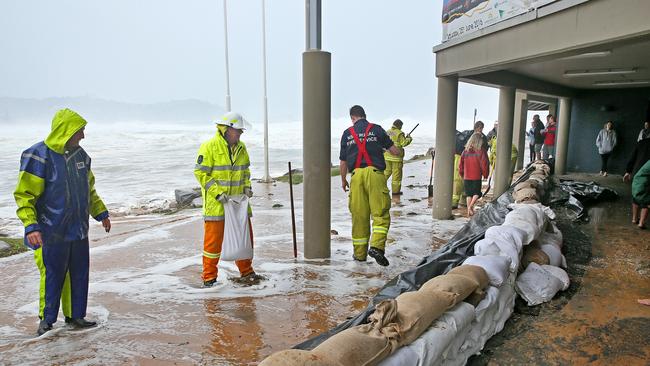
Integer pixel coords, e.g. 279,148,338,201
14,108,111,335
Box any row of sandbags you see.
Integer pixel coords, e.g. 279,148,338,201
380,198,570,364
259,265,491,366
512,160,551,203
261,166,569,365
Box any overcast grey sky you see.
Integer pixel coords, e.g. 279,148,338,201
0,0,498,129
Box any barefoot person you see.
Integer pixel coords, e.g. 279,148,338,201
14,109,111,335
631,160,650,229
459,133,489,217
194,112,264,287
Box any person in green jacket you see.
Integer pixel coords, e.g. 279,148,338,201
488,132,519,187
632,160,650,229
383,119,413,196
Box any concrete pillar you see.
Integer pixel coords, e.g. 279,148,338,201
432,76,458,220
494,87,516,197
555,97,572,175
302,50,331,258
512,92,528,170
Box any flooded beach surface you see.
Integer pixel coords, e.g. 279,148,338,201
0,161,465,365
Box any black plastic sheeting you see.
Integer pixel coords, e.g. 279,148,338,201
294,165,536,350
547,178,619,221
294,166,618,350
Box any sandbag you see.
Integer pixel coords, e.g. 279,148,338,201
504,206,544,245
485,225,526,251
538,222,563,249
513,187,538,203
541,265,570,291
420,274,478,302
514,181,537,191
363,299,398,330
312,326,393,366
464,289,487,307
448,264,490,289
540,244,567,268
521,247,550,270
221,195,253,261
474,238,520,273
463,255,511,287
515,263,563,306
394,290,457,346
259,349,329,366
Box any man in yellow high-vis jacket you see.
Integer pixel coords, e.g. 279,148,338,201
383,119,413,196
194,112,263,287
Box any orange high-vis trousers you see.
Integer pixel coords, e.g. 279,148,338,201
202,220,254,282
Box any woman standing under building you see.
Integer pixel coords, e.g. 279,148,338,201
595,121,617,176
459,133,489,217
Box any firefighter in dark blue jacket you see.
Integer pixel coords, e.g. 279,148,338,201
14,108,111,335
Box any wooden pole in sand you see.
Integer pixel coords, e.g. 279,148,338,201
288,162,298,258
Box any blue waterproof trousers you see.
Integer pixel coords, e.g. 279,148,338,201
41,238,89,324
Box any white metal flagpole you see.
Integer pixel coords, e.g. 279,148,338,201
261,0,272,182
223,0,232,112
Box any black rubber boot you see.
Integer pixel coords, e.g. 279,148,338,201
233,272,266,286
66,318,97,328
37,320,52,336
203,278,217,288
368,247,389,267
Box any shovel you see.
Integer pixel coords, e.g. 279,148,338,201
427,150,435,198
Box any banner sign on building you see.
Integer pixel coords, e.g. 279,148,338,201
442,0,557,42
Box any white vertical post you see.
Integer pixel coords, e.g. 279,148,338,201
223,0,232,112
260,0,271,182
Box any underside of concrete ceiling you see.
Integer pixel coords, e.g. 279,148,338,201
458,35,650,96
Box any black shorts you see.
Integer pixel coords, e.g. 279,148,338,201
464,179,482,198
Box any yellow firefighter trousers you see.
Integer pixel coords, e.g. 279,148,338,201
384,160,403,194
452,154,464,206
349,167,391,260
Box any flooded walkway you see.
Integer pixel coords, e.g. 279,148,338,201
0,160,467,365
472,173,650,365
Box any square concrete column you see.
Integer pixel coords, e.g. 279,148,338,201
494,86,516,197
512,92,528,170
303,50,331,259
555,97,572,175
432,75,458,220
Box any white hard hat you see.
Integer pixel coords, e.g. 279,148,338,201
217,111,246,130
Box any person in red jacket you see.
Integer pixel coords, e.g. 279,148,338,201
459,133,490,217
542,115,557,159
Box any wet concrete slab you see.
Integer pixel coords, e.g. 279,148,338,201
0,160,469,364
470,173,650,366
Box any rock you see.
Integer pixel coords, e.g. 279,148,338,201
175,188,201,207
330,230,339,235
272,203,283,208
0,241,10,251
191,197,203,208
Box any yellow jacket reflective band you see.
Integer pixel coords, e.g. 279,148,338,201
194,127,252,221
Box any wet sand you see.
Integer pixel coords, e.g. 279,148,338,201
0,160,468,365
471,173,650,366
